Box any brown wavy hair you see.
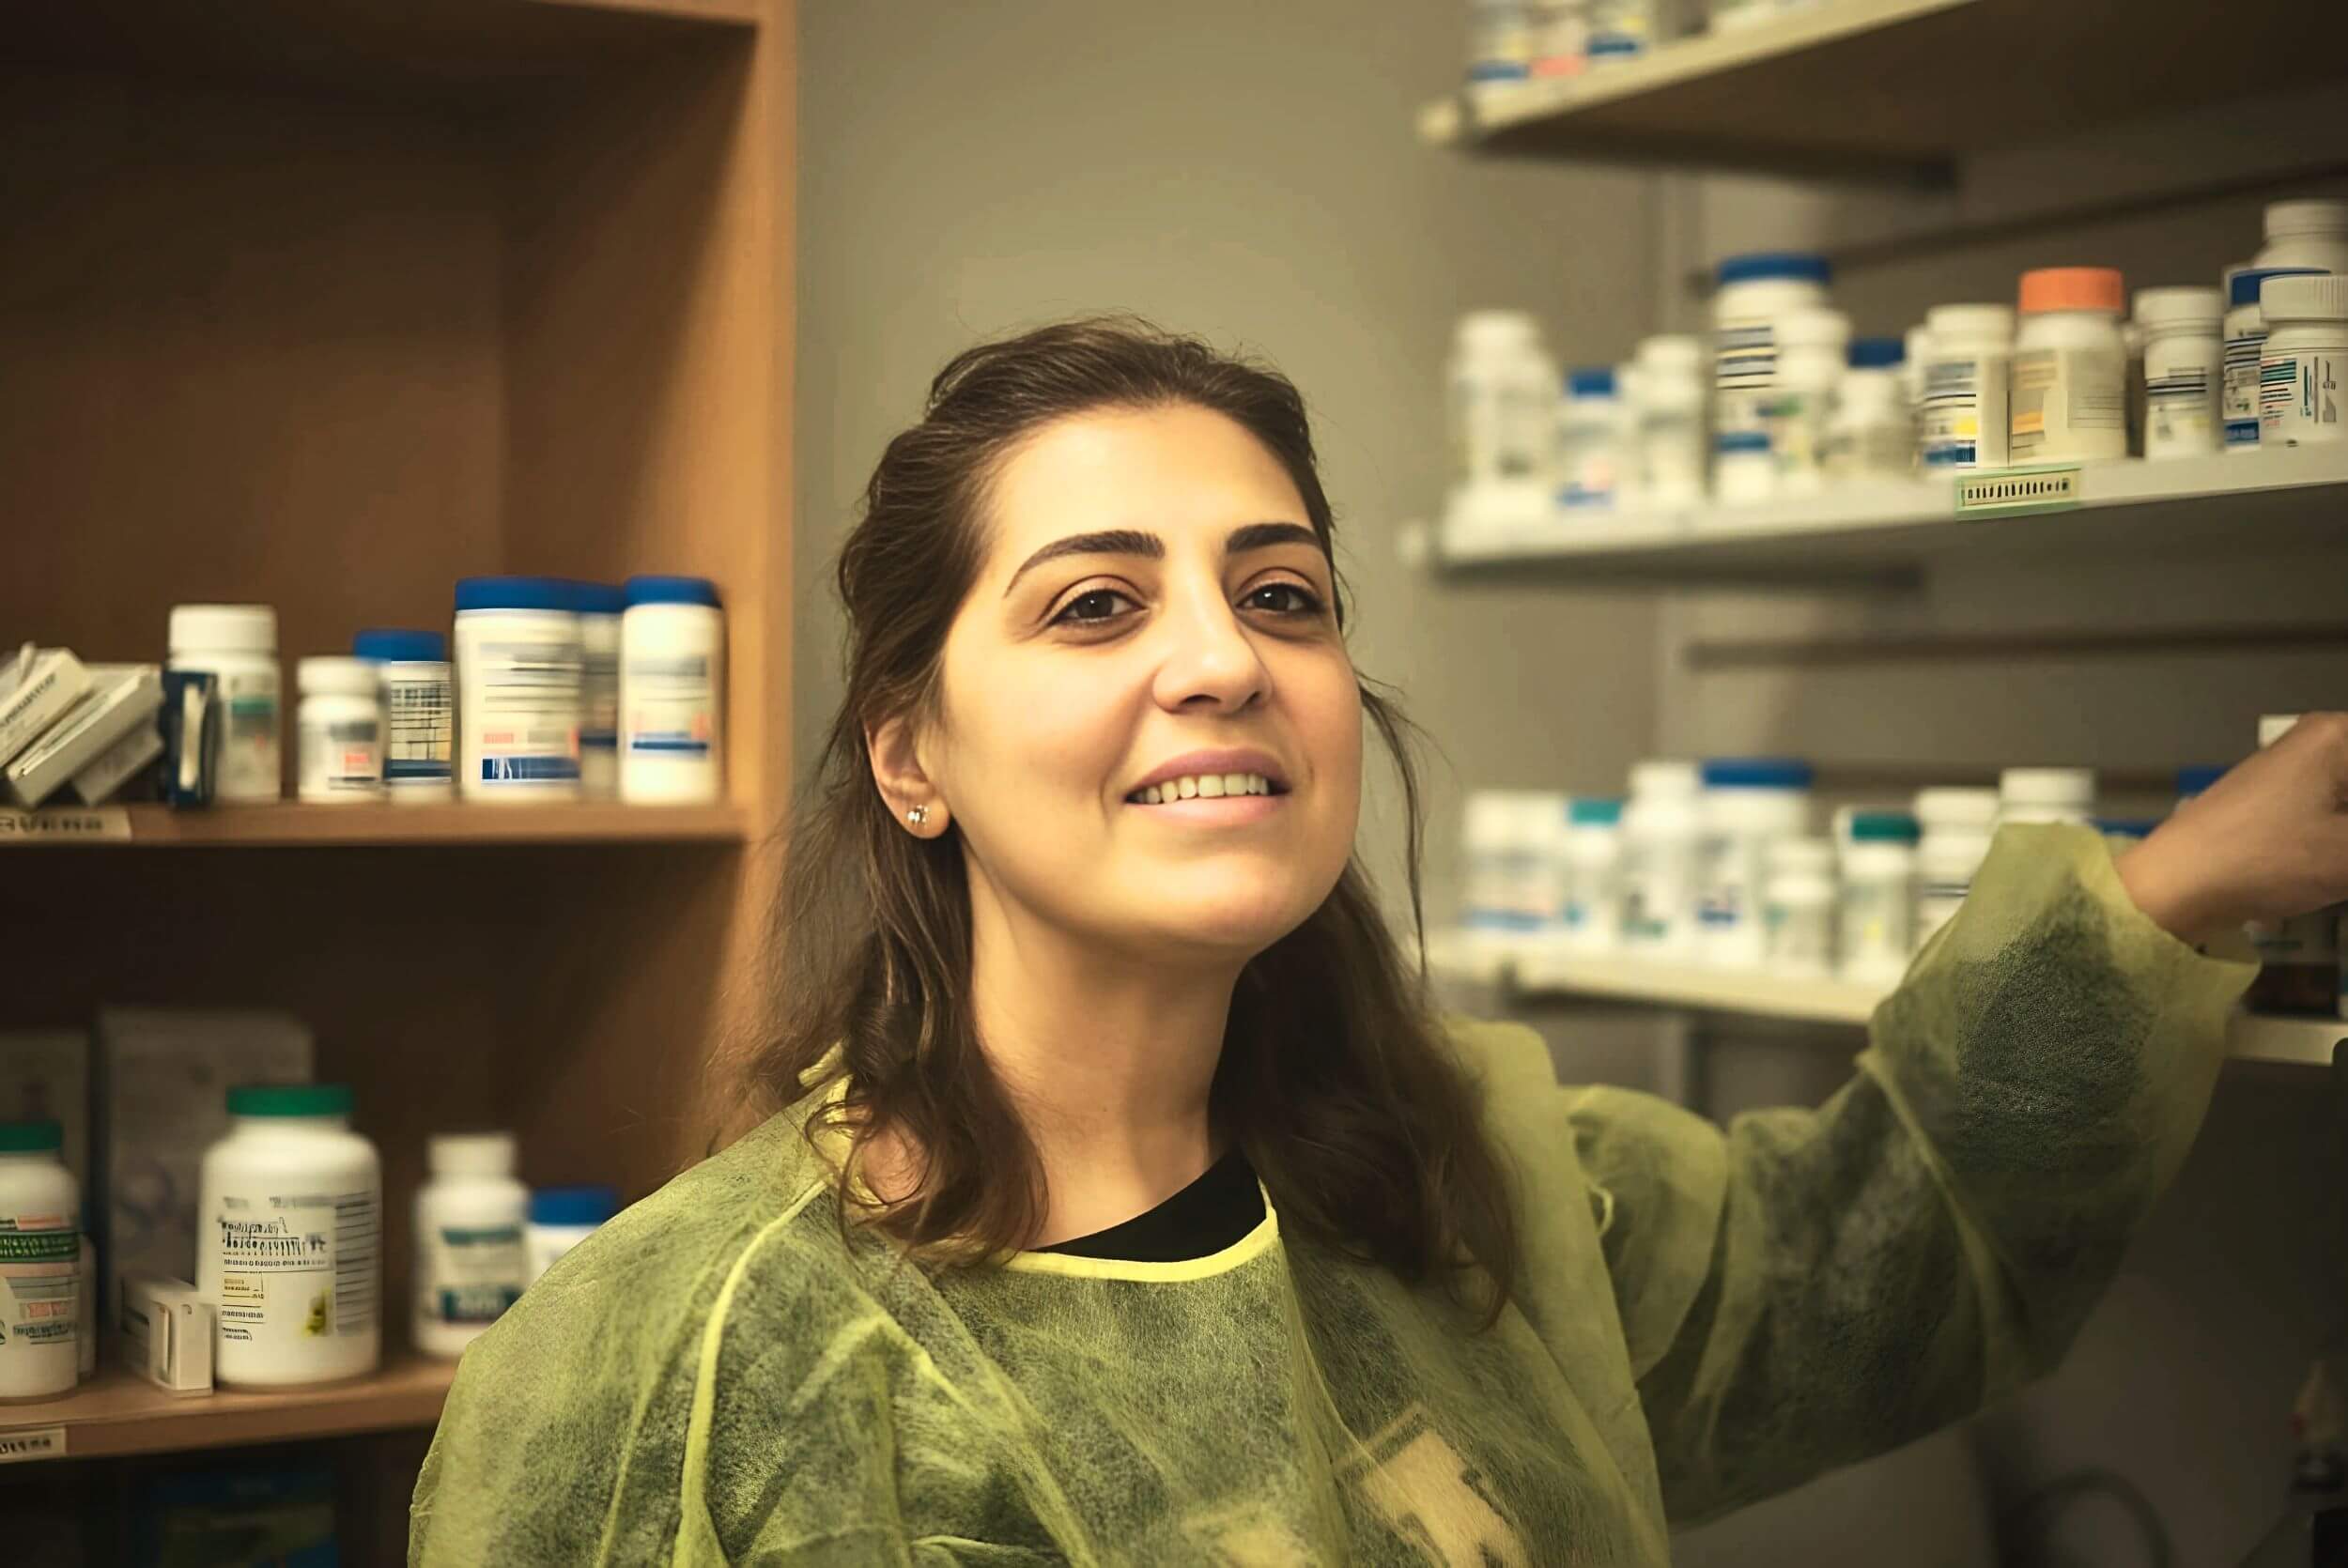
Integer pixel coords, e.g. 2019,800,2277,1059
754,316,1521,1322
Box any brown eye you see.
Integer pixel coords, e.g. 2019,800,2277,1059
1053,588,1136,624
1244,582,1323,616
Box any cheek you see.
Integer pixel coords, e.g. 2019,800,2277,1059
1290,653,1365,807
936,637,1137,809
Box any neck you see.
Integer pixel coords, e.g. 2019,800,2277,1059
965,876,1242,1249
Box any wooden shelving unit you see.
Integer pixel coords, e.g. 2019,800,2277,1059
1418,0,2348,180
0,0,796,1538
1428,931,2343,1067
1436,446,2348,588
0,1356,458,1464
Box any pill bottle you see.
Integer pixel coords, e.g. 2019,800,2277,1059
1561,797,1626,952
573,583,626,801
1557,367,1625,509
415,1132,529,1359
353,630,453,803
2012,269,2127,464
1527,0,1586,75
2173,764,2227,809
0,1120,79,1402
2225,269,2325,454
1772,306,1852,491
1632,334,1708,507
1825,338,1916,482
1586,0,1660,60
1913,787,1999,950
1713,253,1833,454
1462,792,1522,933
1450,312,1554,489
1921,304,2016,471
2248,715,2339,1016
1999,766,2096,827
198,1084,380,1389
1696,758,1815,968
2135,286,2225,460
168,604,281,804
2255,200,2348,278
1621,761,1704,957
620,576,726,805
1713,429,1775,507
526,1186,621,1287
1762,837,1837,978
1840,810,1919,983
296,656,384,805
1523,792,1573,931
1466,0,1535,82
2259,274,2348,451
454,576,582,802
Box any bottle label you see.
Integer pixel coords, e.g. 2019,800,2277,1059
2144,349,2218,450
299,715,382,796
1922,355,2010,469
213,1190,378,1348
2262,347,2346,447
2223,330,2268,447
466,632,582,788
625,654,718,760
383,675,454,786
1841,882,1913,970
216,669,281,800
421,1222,526,1327
2011,347,2124,461
0,1218,80,1357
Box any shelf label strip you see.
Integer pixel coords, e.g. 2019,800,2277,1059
1954,466,2084,517
0,1425,67,1464
0,807,132,843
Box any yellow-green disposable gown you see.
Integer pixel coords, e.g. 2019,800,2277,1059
412,825,2253,1563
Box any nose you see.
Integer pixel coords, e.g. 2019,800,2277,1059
1151,584,1269,715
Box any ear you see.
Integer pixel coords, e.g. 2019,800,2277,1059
867,713,949,838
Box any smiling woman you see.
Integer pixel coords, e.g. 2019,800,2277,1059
410,319,2343,1565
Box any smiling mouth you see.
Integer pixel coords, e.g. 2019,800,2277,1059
1125,772,1288,806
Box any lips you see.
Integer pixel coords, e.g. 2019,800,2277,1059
1123,748,1291,806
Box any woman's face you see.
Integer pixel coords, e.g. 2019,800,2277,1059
921,403,1363,964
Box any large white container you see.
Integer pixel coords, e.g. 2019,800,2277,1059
1999,767,2097,827
1632,334,1708,506
296,656,384,804
573,583,626,801
354,630,454,803
2226,269,2325,454
2012,269,2128,464
2255,200,2348,278
415,1132,529,1359
525,1185,620,1287
1621,761,1703,957
1712,253,1833,457
1696,759,1815,968
2260,273,2348,451
454,576,583,803
1762,837,1837,979
620,576,726,805
1913,787,2000,950
1560,797,1626,952
0,1120,79,1402
1771,306,1851,490
1840,811,1920,983
1920,304,2015,471
2136,286,2224,460
167,604,281,804
198,1084,379,1389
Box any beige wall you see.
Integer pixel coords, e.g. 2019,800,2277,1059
792,0,1661,915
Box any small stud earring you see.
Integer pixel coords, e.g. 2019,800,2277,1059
906,806,928,828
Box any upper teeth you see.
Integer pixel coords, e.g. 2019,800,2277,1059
1135,773,1274,804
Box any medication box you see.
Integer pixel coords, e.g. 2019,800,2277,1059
96,1007,312,1321
119,1273,214,1394
0,647,91,770
6,664,162,808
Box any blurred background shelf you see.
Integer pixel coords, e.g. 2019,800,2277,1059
1418,0,2348,181
100,803,756,848
0,1356,457,1463
1428,931,2342,1066
1435,446,2348,588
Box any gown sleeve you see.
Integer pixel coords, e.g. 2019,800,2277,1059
1556,823,2255,1525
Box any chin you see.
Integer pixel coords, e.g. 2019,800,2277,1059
1123,879,1330,961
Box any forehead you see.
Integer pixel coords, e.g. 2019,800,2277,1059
977,404,1313,571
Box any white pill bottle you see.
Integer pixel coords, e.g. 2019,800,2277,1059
0,1119,80,1402
2255,200,2348,278
2260,274,2348,451
296,655,385,804
415,1132,530,1359
620,576,726,805
1620,761,1704,957
2135,286,2224,460
1912,788,2000,951
526,1185,622,1288
455,576,583,803
572,582,626,801
2225,269,2325,454
2011,269,2128,465
198,1084,380,1388
1712,252,1833,461
1920,304,2015,471
168,604,282,804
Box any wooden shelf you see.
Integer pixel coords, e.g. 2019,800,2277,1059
1429,930,2342,1066
1419,0,2348,181
0,803,754,848
1436,446,2348,589
0,1355,457,1464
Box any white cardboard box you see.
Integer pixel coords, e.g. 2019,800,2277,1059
0,1029,91,1194
119,1274,214,1395
6,665,162,808
0,647,91,771
96,1008,312,1321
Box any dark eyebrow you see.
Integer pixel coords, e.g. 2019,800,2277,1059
1002,521,1326,598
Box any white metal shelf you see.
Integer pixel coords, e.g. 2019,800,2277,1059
1428,930,2340,1067
1419,0,2348,181
1435,446,2348,587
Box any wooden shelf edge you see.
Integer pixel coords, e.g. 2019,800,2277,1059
1,1355,457,1463
515,0,764,29
0,803,756,849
